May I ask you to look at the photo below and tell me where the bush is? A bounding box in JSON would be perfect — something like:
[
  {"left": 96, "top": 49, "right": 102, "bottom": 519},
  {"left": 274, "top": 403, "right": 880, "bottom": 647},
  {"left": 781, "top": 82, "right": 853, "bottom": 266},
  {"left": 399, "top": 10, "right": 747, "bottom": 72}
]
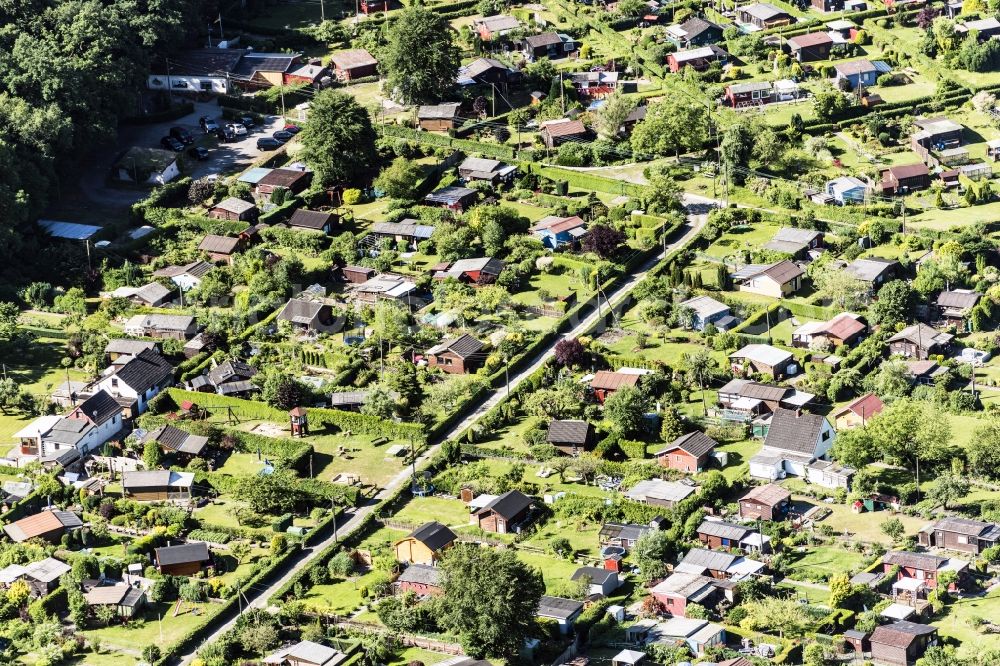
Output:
[
  {"left": 619, "top": 439, "right": 647, "bottom": 459},
  {"left": 272, "top": 513, "right": 293, "bottom": 532}
]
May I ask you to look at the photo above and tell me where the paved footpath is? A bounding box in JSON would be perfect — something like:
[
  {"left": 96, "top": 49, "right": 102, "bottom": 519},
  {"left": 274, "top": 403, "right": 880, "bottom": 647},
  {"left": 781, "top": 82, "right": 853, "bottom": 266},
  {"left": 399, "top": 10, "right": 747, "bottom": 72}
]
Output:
[{"left": 174, "top": 200, "right": 710, "bottom": 664}]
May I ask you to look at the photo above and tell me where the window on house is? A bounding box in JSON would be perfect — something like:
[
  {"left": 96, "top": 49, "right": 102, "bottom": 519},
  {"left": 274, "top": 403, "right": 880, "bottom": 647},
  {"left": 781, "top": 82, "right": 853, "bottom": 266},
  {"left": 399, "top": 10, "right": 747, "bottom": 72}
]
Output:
[
  {"left": 200, "top": 81, "right": 213, "bottom": 91},
  {"left": 111, "top": 378, "right": 118, "bottom": 388},
  {"left": 822, "top": 431, "right": 830, "bottom": 441}
]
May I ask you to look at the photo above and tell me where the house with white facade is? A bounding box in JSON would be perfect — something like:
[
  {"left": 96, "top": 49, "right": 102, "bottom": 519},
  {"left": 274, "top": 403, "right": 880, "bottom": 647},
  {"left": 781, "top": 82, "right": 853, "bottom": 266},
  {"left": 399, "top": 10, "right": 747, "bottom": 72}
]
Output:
[
  {"left": 14, "top": 390, "right": 125, "bottom": 463},
  {"left": 749, "top": 408, "right": 836, "bottom": 482},
  {"left": 89, "top": 348, "right": 173, "bottom": 416}
]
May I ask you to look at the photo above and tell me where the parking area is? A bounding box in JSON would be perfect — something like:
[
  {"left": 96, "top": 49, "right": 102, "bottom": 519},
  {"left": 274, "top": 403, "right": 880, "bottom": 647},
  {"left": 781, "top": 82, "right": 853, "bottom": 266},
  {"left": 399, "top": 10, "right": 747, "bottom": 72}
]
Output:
[
  {"left": 125, "top": 99, "right": 288, "bottom": 181},
  {"left": 77, "top": 99, "right": 289, "bottom": 209},
  {"left": 150, "top": 103, "right": 284, "bottom": 179}
]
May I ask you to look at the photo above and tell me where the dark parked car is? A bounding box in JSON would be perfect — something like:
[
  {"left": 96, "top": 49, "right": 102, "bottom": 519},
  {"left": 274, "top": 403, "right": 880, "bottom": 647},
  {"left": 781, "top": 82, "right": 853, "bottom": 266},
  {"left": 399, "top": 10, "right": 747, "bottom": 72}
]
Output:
[
  {"left": 199, "top": 116, "right": 219, "bottom": 133},
  {"left": 170, "top": 127, "right": 194, "bottom": 145},
  {"left": 273, "top": 130, "right": 293, "bottom": 143},
  {"left": 256, "top": 137, "right": 282, "bottom": 151},
  {"left": 160, "top": 136, "right": 184, "bottom": 152},
  {"left": 283, "top": 124, "right": 301, "bottom": 134},
  {"left": 188, "top": 146, "right": 209, "bottom": 161},
  {"left": 216, "top": 126, "right": 236, "bottom": 142},
  {"left": 240, "top": 115, "right": 256, "bottom": 130}
]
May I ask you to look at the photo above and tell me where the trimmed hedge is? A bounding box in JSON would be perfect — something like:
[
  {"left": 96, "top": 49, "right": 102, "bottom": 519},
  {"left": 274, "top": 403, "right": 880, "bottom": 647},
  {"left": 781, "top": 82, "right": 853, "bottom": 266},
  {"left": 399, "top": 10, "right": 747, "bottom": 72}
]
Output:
[
  {"left": 164, "top": 388, "right": 426, "bottom": 441},
  {"left": 272, "top": 513, "right": 293, "bottom": 532},
  {"left": 526, "top": 163, "right": 646, "bottom": 196},
  {"left": 122, "top": 102, "right": 196, "bottom": 125},
  {"left": 258, "top": 196, "right": 303, "bottom": 225},
  {"left": 619, "top": 439, "right": 647, "bottom": 459}
]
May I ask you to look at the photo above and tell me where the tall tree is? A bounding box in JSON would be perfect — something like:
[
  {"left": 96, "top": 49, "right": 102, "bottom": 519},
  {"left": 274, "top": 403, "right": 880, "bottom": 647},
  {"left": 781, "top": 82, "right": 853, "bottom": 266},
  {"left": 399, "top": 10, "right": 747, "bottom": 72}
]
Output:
[
  {"left": 682, "top": 348, "right": 714, "bottom": 415},
  {"left": 595, "top": 91, "right": 637, "bottom": 139},
  {"left": 382, "top": 7, "right": 461, "bottom": 104},
  {"left": 969, "top": 416, "right": 1000, "bottom": 479},
  {"left": 630, "top": 97, "right": 708, "bottom": 157},
  {"left": 869, "top": 280, "right": 915, "bottom": 328},
  {"left": 298, "top": 89, "right": 378, "bottom": 187},
  {"left": 439, "top": 545, "right": 545, "bottom": 658},
  {"left": 374, "top": 158, "right": 424, "bottom": 200},
  {"left": 603, "top": 386, "right": 648, "bottom": 435},
  {"left": 866, "top": 398, "right": 951, "bottom": 489},
  {"left": 813, "top": 264, "right": 870, "bottom": 310}
]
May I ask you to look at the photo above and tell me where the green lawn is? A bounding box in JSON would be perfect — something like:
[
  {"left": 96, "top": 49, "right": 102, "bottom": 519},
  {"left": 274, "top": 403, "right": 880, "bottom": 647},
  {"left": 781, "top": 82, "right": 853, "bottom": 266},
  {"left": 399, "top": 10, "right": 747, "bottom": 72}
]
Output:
[
  {"left": 217, "top": 452, "right": 271, "bottom": 476},
  {"left": 388, "top": 648, "right": 457, "bottom": 666},
  {"left": 509, "top": 269, "right": 589, "bottom": 308},
  {"left": 701, "top": 223, "right": 781, "bottom": 260},
  {"left": 784, "top": 542, "right": 863, "bottom": 580},
  {"left": 787, "top": 493, "right": 928, "bottom": 545},
  {"left": 909, "top": 200, "right": 1000, "bottom": 230},
  {"left": 392, "top": 496, "right": 473, "bottom": 529},
  {"left": 715, "top": 439, "right": 758, "bottom": 483},
  {"left": 514, "top": 549, "right": 587, "bottom": 595},
  {"left": 504, "top": 200, "right": 553, "bottom": 222},
  {"left": 936, "top": 591, "right": 1000, "bottom": 656},
  {"left": 235, "top": 419, "right": 422, "bottom": 489},
  {"left": 524, "top": 520, "right": 604, "bottom": 559},
  {"left": 79, "top": 601, "right": 218, "bottom": 655}
]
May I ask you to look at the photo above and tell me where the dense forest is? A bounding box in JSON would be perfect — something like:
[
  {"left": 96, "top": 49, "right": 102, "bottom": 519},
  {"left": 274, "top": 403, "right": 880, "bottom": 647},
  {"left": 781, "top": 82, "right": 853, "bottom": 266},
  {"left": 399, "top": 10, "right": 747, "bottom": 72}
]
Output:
[{"left": 0, "top": 0, "right": 211, "bottom": 285}]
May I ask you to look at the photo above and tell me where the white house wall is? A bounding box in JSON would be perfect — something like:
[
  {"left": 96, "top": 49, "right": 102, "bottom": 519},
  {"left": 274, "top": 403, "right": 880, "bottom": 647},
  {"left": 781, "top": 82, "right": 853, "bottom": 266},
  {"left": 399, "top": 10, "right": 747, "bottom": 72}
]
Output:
[{"left": 147, "top": 74, "right": 228, "bottom": 94}]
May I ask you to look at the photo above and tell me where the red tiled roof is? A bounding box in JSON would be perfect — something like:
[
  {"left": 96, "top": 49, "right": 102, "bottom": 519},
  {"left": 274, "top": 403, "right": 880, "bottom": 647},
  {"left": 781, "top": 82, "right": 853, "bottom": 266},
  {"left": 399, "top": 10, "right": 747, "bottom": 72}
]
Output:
[{"left": 835, "top": 393, "right": 884, "bottom": 420}]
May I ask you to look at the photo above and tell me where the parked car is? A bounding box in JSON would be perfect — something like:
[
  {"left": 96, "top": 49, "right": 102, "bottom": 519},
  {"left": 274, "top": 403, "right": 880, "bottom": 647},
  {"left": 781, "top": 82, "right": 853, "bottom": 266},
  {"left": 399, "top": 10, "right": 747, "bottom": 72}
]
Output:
[
  {"left": 188, "top": 146, "right": 209, "bottom": 161},
  {"left": 199, "top": 116, "right": 219, "bottom": 133},
  {"left": 273, "top": 130, "right": 293, "bottom": 143},
  {"left": 170, "top": 127, "right": 194, "bottom": 145},
  {"left": 160, "top": 136, "right": 184, "bottom": 152},
  {"left": 257, "top": 137, "right": 282, "bottom": 151},
  {"left": 227, "top": 123, "right": 248, "bottom": 137},
  {"left": 216, "top": 126, "right": 236, "bottom": 142},
  {"left": 283, "top": 124, "right": 301, "bottom": 134},
  {"left": 240, "top": 116, "right": 256, "bottom": 130}
]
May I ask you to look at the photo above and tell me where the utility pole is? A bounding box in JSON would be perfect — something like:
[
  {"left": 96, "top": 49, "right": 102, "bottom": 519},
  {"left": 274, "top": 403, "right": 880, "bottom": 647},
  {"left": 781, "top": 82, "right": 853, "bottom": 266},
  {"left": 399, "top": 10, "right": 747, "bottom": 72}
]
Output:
[
  {"left": 321, "top": 0, "right": 326, "bottom": 21},
  {"left": 166, "top": 60, "right": 173, "bottom": 107},
  {"left": 560, "top": 72, "right": 565, "bottom": 114},
  {"left": 331, "top": 498, "right": 339, "bottom": 542},
  {"left": 409, "top": 435, "right": 417, "bottom": 487}
]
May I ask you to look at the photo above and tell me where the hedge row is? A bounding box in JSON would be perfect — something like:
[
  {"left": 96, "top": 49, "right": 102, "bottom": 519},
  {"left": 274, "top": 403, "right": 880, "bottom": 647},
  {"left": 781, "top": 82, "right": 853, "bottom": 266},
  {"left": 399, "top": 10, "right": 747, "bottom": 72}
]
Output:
[
  {"left": 258, "top": 195, "right": 304, "bottom": 225},
  {"left": 157, "top": 505, "right": 345, "bottom": 665},
  {"left": 217, "top": 91, "right": 311, "bottom": 115},
  {"left": 381, "top": 124, "right": 524, "bottom": 162},
  {"left": 153, "top": 541, "right": 302, "bottom": 666},
  {"left": 164, "top": 388, "right": 427, "bottom": 441},
  {"left": 177, "top": 351, "right": 216, "bottom": 382},
  {"left": 525, "top": 163, "right": 646, "bottom": 196},
  {"left": 783, "top": 300, "right": 838, "bottom": 320},
  {"left": 122, "top": 102, "right": 196, "bottom": 126},
  {"left": 227, "top": 429, "right": 314, "bottom": 473}
]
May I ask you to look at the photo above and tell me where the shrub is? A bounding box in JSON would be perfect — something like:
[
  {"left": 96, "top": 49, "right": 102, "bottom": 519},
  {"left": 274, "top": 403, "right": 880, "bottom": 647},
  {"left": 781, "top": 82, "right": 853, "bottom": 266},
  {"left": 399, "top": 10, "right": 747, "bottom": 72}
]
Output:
[{"left": 272, "top": 513, "right": 293, "bottom": 532}]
